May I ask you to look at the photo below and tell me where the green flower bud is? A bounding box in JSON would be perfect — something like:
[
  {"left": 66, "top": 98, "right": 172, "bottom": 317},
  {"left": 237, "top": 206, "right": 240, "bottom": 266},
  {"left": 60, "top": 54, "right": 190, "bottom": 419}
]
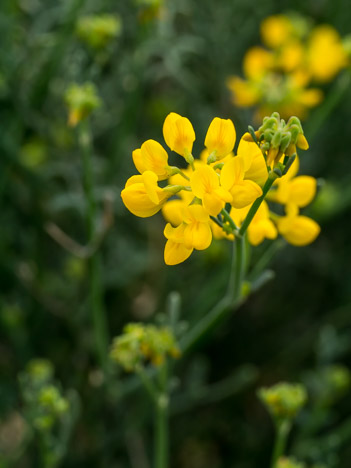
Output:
[
  {"left": 258, "top": 382, "right": 307, "bottom": 421},
  {"left": 64, "top": 82, "right": 101, "bottom": 127},
  {"left": 76, "top": 14, "right": 122, "bottom": 50},
  {"left": 110, "top": 323, "right": 180, "bottom": 372}
]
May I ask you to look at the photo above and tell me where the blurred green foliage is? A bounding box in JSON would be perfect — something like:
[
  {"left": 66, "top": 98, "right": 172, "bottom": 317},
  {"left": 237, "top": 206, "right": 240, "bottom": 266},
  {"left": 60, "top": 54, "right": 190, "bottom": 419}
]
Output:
[{"left": 1, "top": 0, "right": 351, "bottom": 467}]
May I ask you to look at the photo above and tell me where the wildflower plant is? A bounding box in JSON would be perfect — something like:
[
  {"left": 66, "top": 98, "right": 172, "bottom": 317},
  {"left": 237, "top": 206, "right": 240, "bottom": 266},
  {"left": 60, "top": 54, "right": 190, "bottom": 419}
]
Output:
[
  {"left": 116, "top": 110, "right": 320, "bottom": 467},
  {"left": 18, "top": 360, "right": 78, "bottom": 468},
  {"left": 227, "top": 13, "right": 349, "bottom": 119},
  {"left": 121, "top": 111, "right": 320, "bottom": 266}
]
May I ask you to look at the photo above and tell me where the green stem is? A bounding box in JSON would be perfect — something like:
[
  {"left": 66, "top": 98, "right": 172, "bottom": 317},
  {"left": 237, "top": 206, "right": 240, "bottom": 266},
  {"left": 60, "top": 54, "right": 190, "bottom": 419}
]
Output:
[
  {"left": 270, "top": 420, "right": 291, "bottom": 468},
  {"left": 180, "top": 234, "right": 246, "bottom": 354},
  {"left": 239, "top": 175, "right": 276, "bottom": 236},
  {"left": 221, "top": 208, "right": 238, "bottom": 232},
  {"left": 78, "top": 119, "right": 109, "bottom": 371},
  {"left": 155, "top": 363, "right": 169, "bottom": 468},
  {"left": 228, "top": 235, "right": 245, "bottom": 301}
]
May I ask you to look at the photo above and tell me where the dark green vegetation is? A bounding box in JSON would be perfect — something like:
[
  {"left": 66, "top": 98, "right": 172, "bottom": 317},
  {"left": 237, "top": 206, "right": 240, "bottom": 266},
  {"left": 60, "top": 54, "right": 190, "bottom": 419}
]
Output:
[{"left": 1, "top": 0, "right": 351, "bottom": 467}]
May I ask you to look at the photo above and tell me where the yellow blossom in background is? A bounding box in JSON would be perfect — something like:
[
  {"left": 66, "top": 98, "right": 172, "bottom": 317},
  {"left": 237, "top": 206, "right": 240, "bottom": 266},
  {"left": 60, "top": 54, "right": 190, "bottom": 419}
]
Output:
[
  {"left": 260, "top": 15, "right": 294, "bottom": 49},
  {"left": 307, "top": 25, "right": 348, "bottom": 82},
  {"left": 121, "top": 112, "right": 320, "bottom": 265},
  {"left": 227, "top": 13, "right": 349, "bottom": 120}
]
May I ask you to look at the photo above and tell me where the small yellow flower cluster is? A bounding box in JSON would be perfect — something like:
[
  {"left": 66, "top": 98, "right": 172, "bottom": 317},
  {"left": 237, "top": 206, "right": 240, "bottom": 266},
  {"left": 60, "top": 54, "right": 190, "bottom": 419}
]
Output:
[
  {"left": 110, "top": 323, "right": 180, "bottom": 371},
  {"left": 276, "top": 457, "right": 306, "bottom": 468},
  {"left": 227, "top": 14, "right": 349, "bottom": 119},
  {"left": 64, "top": 82, "right": 101, "bottom": 127},
  {"left": 76, "top": 14, "right": 122, "bottom": 50},
  {"left": 121, "top": 112, "right": 320, "bottom": 265},
  {"left": 258, "top": 381, "right": 307, "bottom": 421},
  {"left": 19, "top": 359, "right": 69, "bottom": 432}
]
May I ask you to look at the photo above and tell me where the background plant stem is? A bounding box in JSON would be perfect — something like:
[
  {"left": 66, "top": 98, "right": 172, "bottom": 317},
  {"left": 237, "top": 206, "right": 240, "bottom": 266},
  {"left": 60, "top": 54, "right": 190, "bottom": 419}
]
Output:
[
  {"left": 270, "top": 419, "right": 291, "bottom": 468},
  {"left": 78, "top": 119, "right": 109, "bottom": 371},
  {"left": 155, "top": 363, "right": 169, "bottom": 468}
]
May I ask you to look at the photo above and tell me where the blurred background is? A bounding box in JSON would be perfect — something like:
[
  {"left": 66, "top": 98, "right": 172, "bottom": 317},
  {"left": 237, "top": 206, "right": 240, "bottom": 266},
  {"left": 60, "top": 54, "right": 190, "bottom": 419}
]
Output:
[{"left": 1, "top": 0, "right": 351, "bottom": 467}]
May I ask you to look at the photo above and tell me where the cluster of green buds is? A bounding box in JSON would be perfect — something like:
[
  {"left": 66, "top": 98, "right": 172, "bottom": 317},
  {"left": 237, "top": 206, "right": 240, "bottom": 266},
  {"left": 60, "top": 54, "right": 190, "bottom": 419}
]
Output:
[
  {"left": 76, "top": 14, "right": 122, "bottom": 50},
  {"left": 19, "top": 359, "right": 69, "bottom": 432},
  {"left": 258, "top": 382, "right": 307, "bottom": 422},
  {"left": 307, "top": 364, "right": 351, "bottom": 406},
  {"left": 64, "top": 82, "right": 101, "bottom": 127},
  {"left": 276, "top": 457, "right": 306, "bottom": 468},
  {"left": 248, "top": 112, "right": 309, "bottom": 169},
  {"left": 110, "top": 323, "right": 180, "bottom": 372}
]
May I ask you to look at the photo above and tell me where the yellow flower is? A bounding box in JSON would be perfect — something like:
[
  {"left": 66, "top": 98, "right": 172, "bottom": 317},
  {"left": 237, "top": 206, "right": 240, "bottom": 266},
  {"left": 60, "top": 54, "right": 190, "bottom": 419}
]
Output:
[
  {"left": 204, "top": 118, "right": 236, "bottom": 161},
  {"left": 190, "top": 165, "right": 232, "bottom": 216},
  {"left": 260, "top": 15, "right": 293, "bottom": 48},
  {"left": 132, "top": 139, "right": 171, "bottom": 180},
  {"left": 247, "top": 201, "right": 277, "bottom": 246},
  {"left": 163, "top": 112, "right": 196, "bottom": 159},
  {"left": 273, "top": 175, "right": 317, "bottom": 207},
  {"left": 121, "top": 171, "right": 170, "bottom": 217},
  {"left": 226, "top": 77, "right": 259, "bottom": 107},
  {"left": 164, "top": 223, "right": 193, "bottom": 265},
  {"left": 279, "top": 41, "right": 304, "bottom": 72},
  {"left": 307, "top": 25, "right": 348, "bottom": 82},
  {"left": 243, "top": 47, "right": 273, "bottom": 79},
  {"left": 162, "top": 199, "right": 187, "bottom": 226},
  {"left": 220, "top": 156, "right": 263, "bottom": 209},
  {"left": 237, "top": 134, "right": 268, "bottom": 186},
  {"left": 277, "top": 205, "right": 320, "bottom": 246},
  {"left": 182, "top": 205, "right": 212, "bottom": 250}
]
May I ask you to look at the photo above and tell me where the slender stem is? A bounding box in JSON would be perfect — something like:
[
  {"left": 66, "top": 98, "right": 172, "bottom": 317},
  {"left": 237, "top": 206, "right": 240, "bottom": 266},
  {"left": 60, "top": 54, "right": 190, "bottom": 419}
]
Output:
[
  {"left": 78, "top": 119, "right": 109, "bottom": 371},
  {"left": 231, "top": 235, "right": 245, "bottom": 301},
  {"left": 155, "top": 363, "right": 169, "bottom": 468},
  {"left": 221, "top": 208, "right": 238, "bottom": 232},
  {"left": 136, "top": 366, "right": 158, "bottom": 403},
  {"left": 239, "top": 175, "right": 276, "bottom": 236},
  {"left": 270, "top": 419, "right": 291, "bottom": 468},
  {"left": 180, "top": 234, "right": 246, "bottom": 354}
]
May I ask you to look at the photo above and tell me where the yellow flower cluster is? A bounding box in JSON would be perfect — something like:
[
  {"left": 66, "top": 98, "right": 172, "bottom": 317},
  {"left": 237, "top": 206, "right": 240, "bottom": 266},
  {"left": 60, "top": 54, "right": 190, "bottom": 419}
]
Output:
[
  {"left": 110, "top": 323, "right": 180, "bottom": 371},
  {"left": 227, "top": 14, "right": 349, "bottom": 120},
  {"left": 121, "top": 112, "right": 320, "bottom": 265}
]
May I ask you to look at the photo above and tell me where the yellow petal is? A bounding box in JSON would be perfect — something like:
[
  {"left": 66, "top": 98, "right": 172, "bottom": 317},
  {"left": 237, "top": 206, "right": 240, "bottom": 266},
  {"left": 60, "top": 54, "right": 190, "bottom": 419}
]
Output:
[
  {"left": 289, "top": 176, "right": 317, "bottom": 207},
  {"left": 142, "top": 171, "right": 159, "bottom": 204},
  {"left": 230, "top": 180, "right": 263, "bottom": 209},
  {"left": 244, "top": 153, "right": 268, "bottom": 186},
  {"left": 163, "top": 112, "right": 195, "bottom": 157},
  {"left": 203, "top": 192, "right": 224, "bottom": 216},
  {"left": 163, "top": 224, "right": 193, "bottom": 265},
  {"left": 237, "top": 134, "right": 262, "bottom": 170},
  {"left": 162, "top": 199, "right": 186, "bottom": 226},
  {"left": 183, "top": 204, "right": 210, "bottom": 224},
  {"left": 243, "top": 46, "right": 273, "bottom": 79},
  {"left": 220, "top": 156, "right": 245, "bottom": 190},
  {"left": 277, "top": 215, "right": 320, "bottom": 246},
  {"left": 140, "top": 139, "right": 169, "bottom": 180},
  {"left": 260, "top": 15, "right": 293, "bottom": 48},
  {"left": 226, "top": 76, "right": 259, "bottom": 107},
  {"left": 121, "top": 183, "right": 163, "bottom": 218},
  {"left": 190, "top": 165, "right": 219, "bottom": 198},
  {"left": 205, "top": 117, "right": 236, "bottom": 159},
  {"left": 132, "top": 148, "right": 147, "bottom": 174},
  {"left": 184, "top": 222, "right": 212, "bottom": 250},
  {"left": 297, "top": 134, "right": 309, "bottom": 150}
]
